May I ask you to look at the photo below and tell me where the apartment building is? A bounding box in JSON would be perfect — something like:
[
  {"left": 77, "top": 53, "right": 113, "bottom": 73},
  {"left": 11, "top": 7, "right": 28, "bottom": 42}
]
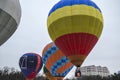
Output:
[{"left": 80, "top": 65, "right": 110, "bottom": 77}]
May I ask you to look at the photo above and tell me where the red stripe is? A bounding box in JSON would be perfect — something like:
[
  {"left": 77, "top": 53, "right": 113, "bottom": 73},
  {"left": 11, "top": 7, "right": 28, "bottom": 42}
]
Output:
[
  {"left": 55, "top": 33, "right": 98, "bottom": 57},
  {"left": 27, "top": 72, "right": 36, "bottom": 79},
  {"left": 35, "top": 54, "right": 41, "bottom": 72}
]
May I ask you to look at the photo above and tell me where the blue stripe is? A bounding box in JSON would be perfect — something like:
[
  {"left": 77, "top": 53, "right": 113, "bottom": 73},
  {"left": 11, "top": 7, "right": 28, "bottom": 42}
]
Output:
[
  {"left": 42, "top": 45, "right": 58, "bottom": 64},
  {"left": 48, "top": 0, "right": 101, "bottom": 16},
  {"left": 62, "top": 66, "right": 73, "bottom": 76},
  {"left": 50, "top": 56, "right": 71, "bottom": 76},
  {"left": 51, "top": 65, "right": 73, "bottom": 77},
  {"left": 24, "top": 53, "right": 36, "bottom": 56}
]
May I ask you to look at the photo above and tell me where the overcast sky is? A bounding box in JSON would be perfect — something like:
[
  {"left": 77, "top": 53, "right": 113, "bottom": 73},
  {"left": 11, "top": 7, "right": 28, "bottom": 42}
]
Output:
[{"left": 0, "top": 0, "right": 120, "bottom": 79}]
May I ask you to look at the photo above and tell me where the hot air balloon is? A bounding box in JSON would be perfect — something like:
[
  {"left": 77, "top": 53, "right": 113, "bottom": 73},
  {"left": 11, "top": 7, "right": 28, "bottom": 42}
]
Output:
[
  {"left": 43, "top": 65, "right": 57, "bottom": 80},
  {"left": 42, "top": 42, "right": 73, "bottom": 80},
  {"left": 19, "top": 53, "right": 43, "bottom": 80},
  {"left": 0, "top": 0, "right": 21, "bottom": 46},
  {"left": 47, "top": 0, "right": 103, "bottom": 68}
]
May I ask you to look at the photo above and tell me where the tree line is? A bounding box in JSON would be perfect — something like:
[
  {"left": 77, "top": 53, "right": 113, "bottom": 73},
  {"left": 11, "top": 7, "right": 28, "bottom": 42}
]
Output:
[
  {"left": 0, "top": 66, "right": 47, "bottom": 80},
  {"left": 0, "top": 66, "right": 120, "bottom": 80}
]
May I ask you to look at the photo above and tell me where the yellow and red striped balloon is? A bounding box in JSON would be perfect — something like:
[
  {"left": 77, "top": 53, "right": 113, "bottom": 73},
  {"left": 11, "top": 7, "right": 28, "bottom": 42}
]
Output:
[{"left": 47, "top": 0, "right": 104, "bottom": 66}]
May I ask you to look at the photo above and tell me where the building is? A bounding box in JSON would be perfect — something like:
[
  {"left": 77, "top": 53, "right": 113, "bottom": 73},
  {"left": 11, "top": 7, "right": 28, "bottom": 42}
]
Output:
[
  {"left": 118, "top": 71, "right": 120, "bottom": 74},
  {"left": 80, "top": 65, "right": 110, "bottom": 77}
]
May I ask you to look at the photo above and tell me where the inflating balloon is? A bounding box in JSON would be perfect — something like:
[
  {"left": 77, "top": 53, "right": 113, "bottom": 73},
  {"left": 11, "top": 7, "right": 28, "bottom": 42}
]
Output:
[
  {"left": 0, "top": 0, "right": 21, "bottom": 46},
  {"left": 47, "top": 0, "right": 104, "bottom": 67},
  {"left": 19, "top": 53, "right": 43, "bottom": 80},
  {"left": 42, "top": 42, "right": 73, "bottom": 80}
]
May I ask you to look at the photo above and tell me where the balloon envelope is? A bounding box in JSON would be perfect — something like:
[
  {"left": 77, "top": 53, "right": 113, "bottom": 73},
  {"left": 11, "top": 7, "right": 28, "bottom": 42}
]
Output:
[
  {"left": 47, "top": 0, "right": 103, "bottom": 66},
  {"left": 19, "top": 53, "right": 43, "bottom": 79},
  {"left": 43, "top": 65, "right": 57, "bottom": 80},
  {"left": 42, "top": 42, "right": 73, "bottom": 78},
  {"left": 0, "top": 0, "right": 21, "bottom": 46}
]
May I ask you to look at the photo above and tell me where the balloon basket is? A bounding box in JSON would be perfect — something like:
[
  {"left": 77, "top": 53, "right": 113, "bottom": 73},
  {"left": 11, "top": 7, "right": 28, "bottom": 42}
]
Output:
[{"left": 75, "top": 66, "right": 81, "bottom": 77}]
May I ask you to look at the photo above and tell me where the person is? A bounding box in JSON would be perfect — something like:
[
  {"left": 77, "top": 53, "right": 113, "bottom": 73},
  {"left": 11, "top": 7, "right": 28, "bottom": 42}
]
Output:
[{"left": 75, "top": 67, "right": 81, "bottom": 77}]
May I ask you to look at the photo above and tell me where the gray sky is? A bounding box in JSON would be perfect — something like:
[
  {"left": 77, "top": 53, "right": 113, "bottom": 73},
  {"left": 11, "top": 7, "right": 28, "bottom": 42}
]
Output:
[{"left": 0, "top": 0, "right": 120, "bottom": 79}]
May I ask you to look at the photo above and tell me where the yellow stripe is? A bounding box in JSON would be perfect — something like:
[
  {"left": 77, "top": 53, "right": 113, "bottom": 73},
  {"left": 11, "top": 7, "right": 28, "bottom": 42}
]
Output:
[
  {"left": 48, "top": 5, "right": 103, "bottom": 27},
  {"left": 47, "top": 5, "right": 103, "bottom": 41}
]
